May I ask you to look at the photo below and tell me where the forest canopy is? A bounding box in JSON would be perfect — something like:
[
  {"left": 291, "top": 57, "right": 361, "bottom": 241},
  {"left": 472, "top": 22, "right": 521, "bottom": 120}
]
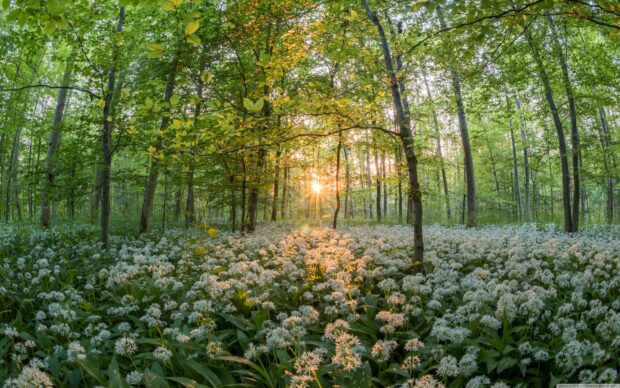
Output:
[{"left": 0, "top": 0, "right": 619, "bottom": 250}]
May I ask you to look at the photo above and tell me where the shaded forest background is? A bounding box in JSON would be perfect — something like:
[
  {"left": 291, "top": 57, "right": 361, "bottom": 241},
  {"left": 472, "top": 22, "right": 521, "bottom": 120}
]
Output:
[{"left": 0, "top": 0, "right": 618, "bottom": 251}]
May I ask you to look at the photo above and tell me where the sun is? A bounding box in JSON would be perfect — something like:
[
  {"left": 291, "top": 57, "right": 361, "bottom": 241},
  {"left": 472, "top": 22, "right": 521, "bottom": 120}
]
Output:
[{"left": 311, "top": 180, "right": 322, "bottom": 194}]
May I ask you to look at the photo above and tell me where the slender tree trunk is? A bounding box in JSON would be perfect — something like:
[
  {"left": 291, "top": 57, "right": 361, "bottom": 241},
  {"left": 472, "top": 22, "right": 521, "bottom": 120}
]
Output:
[
  {"left": 525, "top": 30, "right": 572, "bottom": 232},
  {"left": 91, "top": 167, "right": 102, "bottom": 221},
  {"left": 382, "top": 150, "right": 387, "bottom": 218},
  {"left": 173, "top": 186, "right": 182, "bottom": 223},
  {"left": 515, "top": 95, "right": 531, "bottom": 221},
  {"left": 240, "top": 158, "right": 247, "bottom": 232},
  {"left": 396, "top": 145, "right": 403, "bottom": 222},
  {"left": 40, "top": 49, "right": 75, "bottom": 228},
  {"left": 365, "top": 131, "right": 373, "bottom": 220},
  {"left": 422, "top": 69, "right": 451, "bottom": 222},
  {"left": 333, "top": 134, "right": 342, "bottom": 229},
  {"left": 162, "top": 173, "right": 168, "bottom": 231},
  {"left": 598, "top": 107, "right": 614, "bottom": 223},
  {"left": 186, "top": 52, "right": 206, "bottom": 228},
  {"left": 26, "top": 126, "right": 35, "bottom": 220},
  {"left": 506, "top": 94, "right": 522, "bottom": 220},
  {"left": 139, "top": 54, "right": 178, "bottom": 234},
  {"left": 271, "top": 148, "right": 281, "bottom": 221},
  {"left": 101, "top": 6, "right": 125, "bottom": 247},
  {"left": 362, "top": 0, "right": 424, "bottom": 268},
  {"left": 547, "top": 12, "right": 580, "bottom": 231},
  {"left": 343, "top": 146, "right": 350, "bottom": 219},
  {"left": 230, "top": 172, "right": 237, "bottom": 231},
  {"left": 280, "top": 162, "right": 288, "bottom": 220},
  {"left": 6, "top": 127, "right": 22, "bottom": 221},
  {"left": 374, "top": 141, "right": 381, "bottom": 222},
  {"left": 185, "top": 160, "right": 195, "bottom": 227},
  {"left": 437, "top": 6, "right": 476, "bottom": 227}
]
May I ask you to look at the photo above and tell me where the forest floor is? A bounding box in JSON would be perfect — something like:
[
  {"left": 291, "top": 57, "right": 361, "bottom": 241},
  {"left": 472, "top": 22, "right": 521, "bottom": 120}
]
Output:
[{"left": 1, "top": 223, "right": 619, "bottom": 387}]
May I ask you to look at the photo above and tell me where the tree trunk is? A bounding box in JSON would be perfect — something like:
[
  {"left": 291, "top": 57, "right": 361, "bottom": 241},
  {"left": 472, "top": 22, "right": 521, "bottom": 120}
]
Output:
[
  {"left": 185, "top": 160, "right": 195, "bottom": 227},
  {"left": 162, "top": 173, "right": 168, "bottom": 231},
  {"left": 525, "top": 30, "right": 572, "bottom": 232},
  {"left": 271, "top": 148, "right": 281, "bottom": 221},
  {"left": 395, "top": 145, "right": 403, "bottom": 222},
  {"left": 545, "top": 12, "right": 581, "bottom": 232},
  {"left": 547, "top": 12, "right": 580, "bottom": 231},
  {"left": 362, "top": 0, "right": 424, "bottom": 268},
  {"left": 365, "top": 131, "right": 373, "bottom": 220},
  {"left": 333, "top": 134, "right": 342, "bottom": 229},
  {"left": 186, "top": 52, "right": 206, "bottom": 228},
  {"left": 506, "top": 94, "right": 522, "bottom": 220},
  {"left": 514, "top": 95, "right": 531, "bottom": 221},
  {"left": 598, "top": 107, "right": 614, "bottom": 224},
  {"left": 280, "top": 162, "right": 288, "bottom": 220},
  {"left": 343, "top": 146, "right": 351, "bottom": 219},
  {"left": 40, "top": 49, "right": 75, "bottom": 228},
  {"left": 101, "top": 6, "right": 125, "bottom": 247},
  {"left": 240, "top": 158, "right": 247, "bottom": 232},
  {"left": 422, "top": 69, "right": 451, "bottom": 222},
  {"left": 374, "top": 141, "right": 381, "bottom": 222},
  {"left": 6, "top": 127, "right": 22, "bottom": 221},
  {"left": 382, "top": 150, "right": 387, "bottom": 218},
  {"left": 437, "top": 6, "right": 476, "bottom": 227},
  {"left": 139, "top": 54, "right": 178, "bottom": 234},
  {"left": 230, "top": 172, "right": 237, "bottom": 231},
  {"left": 173, "top": 186, "right": 182, "bottom": 223}
]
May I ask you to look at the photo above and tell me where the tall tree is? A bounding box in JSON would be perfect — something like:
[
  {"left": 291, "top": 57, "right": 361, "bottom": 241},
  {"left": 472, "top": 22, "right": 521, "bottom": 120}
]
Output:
[
  {"left": 100, "top": 6, "right": 125, "bottom": 248},
  {"left": 437, "top": 5, "right": 476, "bottom": 228},
  {"left": 361, "top": 0, "right": 424, "bottom": 268},
  {"left": 40, "top": 49, "right": 75, "bottom": 229}
]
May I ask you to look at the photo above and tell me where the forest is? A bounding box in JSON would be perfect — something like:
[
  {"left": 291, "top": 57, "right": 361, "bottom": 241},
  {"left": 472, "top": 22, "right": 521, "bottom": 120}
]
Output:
[{"left": 0, "top": 0, "right": 619, "bottom": 386}]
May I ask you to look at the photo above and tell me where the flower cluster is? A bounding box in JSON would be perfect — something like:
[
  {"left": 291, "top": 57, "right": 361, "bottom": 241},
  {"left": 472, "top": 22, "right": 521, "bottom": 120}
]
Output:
[{"left": 1, "top": 223, "right": 620, "bottom": 386}]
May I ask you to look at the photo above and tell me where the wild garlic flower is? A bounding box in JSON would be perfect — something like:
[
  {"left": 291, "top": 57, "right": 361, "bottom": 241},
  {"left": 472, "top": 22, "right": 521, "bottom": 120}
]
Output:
[
  {"left": 152, "top": 346, "right": 172, "bottom": 362},
  {"left": 114, "top": 337, "right": 137, "bottom": 356}
]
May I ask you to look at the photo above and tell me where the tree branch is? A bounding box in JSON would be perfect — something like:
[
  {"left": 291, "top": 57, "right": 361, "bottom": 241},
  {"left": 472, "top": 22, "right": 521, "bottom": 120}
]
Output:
[
  {"left": 0, "top": 84, "right": 101, "bottom": 99},
  {"left": 403, "top": 0, "right": 545, "bottom": 56}
]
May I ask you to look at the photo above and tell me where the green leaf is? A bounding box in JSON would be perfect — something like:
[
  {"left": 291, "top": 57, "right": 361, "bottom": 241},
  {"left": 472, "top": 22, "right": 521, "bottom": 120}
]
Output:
[
  {"left": 108, "top": 357, "right": 128, "bottom": 388},
  {"left": 170, "top": 95, "right": 180, "bottom": 106},
  {"left": 496, "top": 357, "right": 517, "bottom": 373},
  {"left": 253, "top": 98, "right": 264, "bottom": 112},
  {"left": 146, "top": 42, "right": 165, "bottom": 58},
  {"left": 243, "top": 98, "right": 254, "bottom": 111},
  {"left": 47, "top": 0, "right": 64, "bottom": 15},
  {"left": 184, "top": 360, "right": 222, "bottom": 387},
  {"left": 77, "top": 359, "right": 106, "bottom": 385},
  {"left": 215, "top": 356, "right": 272, "bottom": 386}
]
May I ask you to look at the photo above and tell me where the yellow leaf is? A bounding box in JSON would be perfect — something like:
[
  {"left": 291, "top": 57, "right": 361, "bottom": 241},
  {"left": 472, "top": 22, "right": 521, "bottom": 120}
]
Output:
[
  {"left": 171, "top": 119, "right": 183, "bottom": 129},
  {"left": 194, "top": 246, "right": 206, "bottom": 255},
  {"left": 160, "top": 0, "right": 182, "bottom": 11},
  {"left": 185, "top": 21, "right": 199, "bottom": 35},
  {"left": 147, "top": 145, "right": 156, "bottom": 155},
  {"left": 186, "top": 34, "right": 201, "bottom": 46},
  {"left": 200, "top": 72, "right": 213, "bottom": 83},
  {"left": 146, "top": 42, "right": 164, "bottom": 51},
  {"left": 98, "top": 99, "right": 106, "bottom": 109},
  {"left": 208, "top": 228, "right": 218, "bottom": 238}
]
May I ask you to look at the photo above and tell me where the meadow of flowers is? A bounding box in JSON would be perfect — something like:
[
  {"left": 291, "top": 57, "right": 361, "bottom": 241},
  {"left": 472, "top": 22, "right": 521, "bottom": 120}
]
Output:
[{"left": 1, "top": 223, "right": 620, "bottom": 387}]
